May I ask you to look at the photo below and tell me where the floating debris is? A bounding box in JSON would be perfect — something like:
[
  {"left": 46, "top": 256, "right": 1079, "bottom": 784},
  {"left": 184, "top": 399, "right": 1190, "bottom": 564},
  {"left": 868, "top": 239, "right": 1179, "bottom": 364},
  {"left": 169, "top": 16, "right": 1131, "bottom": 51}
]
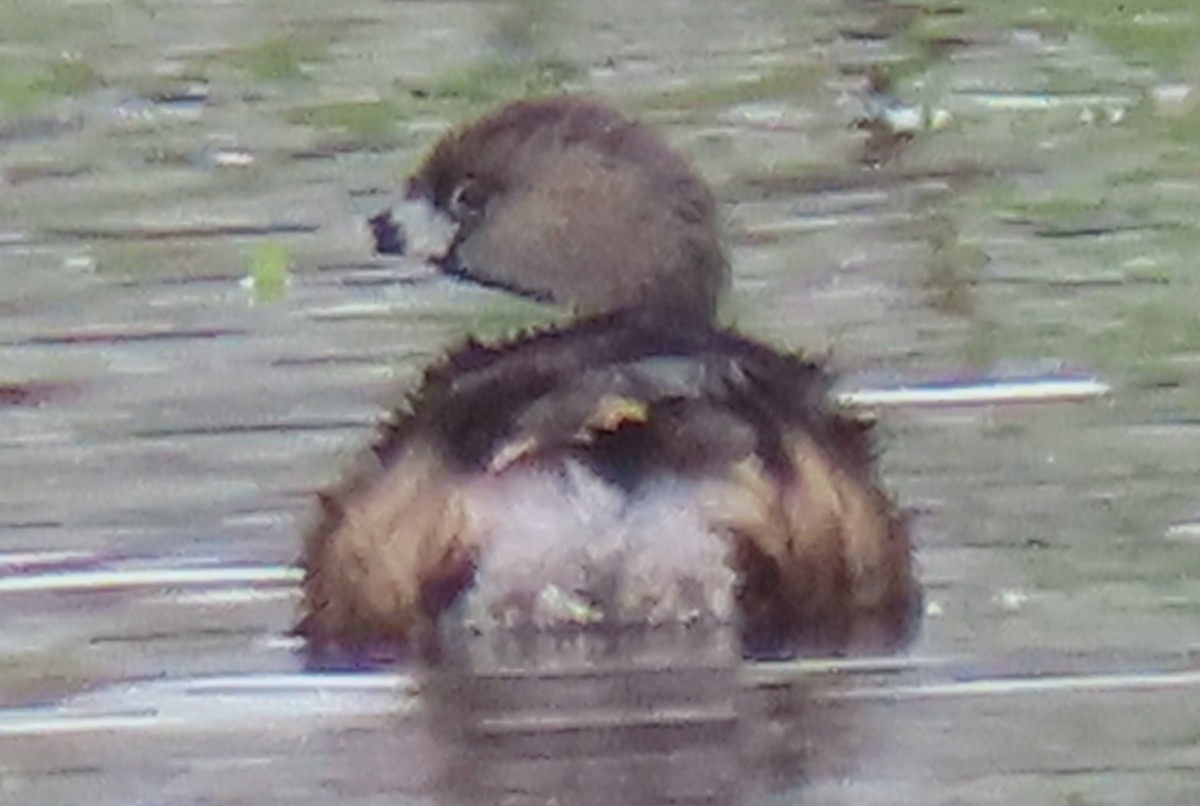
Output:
[
  {"left": 242, "top": 241, "right": 292, "bottom": 302},
  {"left": 1151, "top": 83, "right": 1195, "bottom": 116},
  {"left": 994, "top": 588, "right": 1029, "bottom": 612},
  {"left": 859, "top": 91, "right": 952, "bottom": 136},
  {"left": 150, "top": 84, "right": 211, "bottom": 110},
  {"left": 210, "top": 147, "right": 256, "bottom": 169},
  {"left": 852, "top": 69, "right": 952, "bottom": 165}
]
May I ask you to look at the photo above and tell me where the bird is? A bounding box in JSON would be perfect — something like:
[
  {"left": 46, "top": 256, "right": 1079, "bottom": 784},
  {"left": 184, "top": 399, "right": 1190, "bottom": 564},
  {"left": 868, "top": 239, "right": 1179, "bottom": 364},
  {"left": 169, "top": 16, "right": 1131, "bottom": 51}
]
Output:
[
  {"left": 297, "top": 309, "right": 920, "bottom": 665},
  {"left": 300, "top": 96, "right": 919, "bottom": 666},
  {"left": 372, "top": 96, "right": 729, "bottom": 323}
]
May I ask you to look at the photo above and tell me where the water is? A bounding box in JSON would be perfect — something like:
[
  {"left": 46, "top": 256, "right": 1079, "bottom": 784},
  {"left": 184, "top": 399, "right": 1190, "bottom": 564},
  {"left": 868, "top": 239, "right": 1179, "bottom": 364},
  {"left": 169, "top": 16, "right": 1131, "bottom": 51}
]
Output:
[{"left": 2, "top": 0, "right": 1199, "bottom": 803}]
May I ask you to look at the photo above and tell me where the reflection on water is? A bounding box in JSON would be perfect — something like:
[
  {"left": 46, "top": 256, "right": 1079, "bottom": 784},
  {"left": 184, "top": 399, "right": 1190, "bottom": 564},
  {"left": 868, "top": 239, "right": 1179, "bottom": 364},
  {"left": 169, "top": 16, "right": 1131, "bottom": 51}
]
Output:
[
  {"left": 425, "top": 625, "right": 746, "bottom": 805},
  {"left": 2, "top": 634, "right": 1199, "bottom": 804}
]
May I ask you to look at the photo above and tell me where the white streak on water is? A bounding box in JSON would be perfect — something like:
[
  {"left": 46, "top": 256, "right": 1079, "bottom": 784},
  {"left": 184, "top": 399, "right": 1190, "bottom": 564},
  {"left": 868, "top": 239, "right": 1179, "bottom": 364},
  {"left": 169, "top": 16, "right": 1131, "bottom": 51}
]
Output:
[
  {"left": 0, "top": 551, "right": 96, "bottom": 569},
  {"left": 839, "top": 376, "right": 1111, "bottom": 409},
  {"left": 955, "top": 91, "right": 1134, "bottom": 111},
  {"left": 0, "top": 565, "right": 302, "bottom": 594},
  {"left": 0, "top": 714, "right": 164, "bottom": 736},
  {"left": 0, "top": 673, "right": 417, "bottom": 738},
  {"left": 168, "top": 587, "right": 298, "bottom": 605},
  {"left": 831, "top": 668, "right": 1200, "bottom": 702},
  {"left": 3, "top": 664, "right": 1197, "bottom": 737},
  {"left": 1165, "top": 522, "right": 1200, "bottom": 543}
]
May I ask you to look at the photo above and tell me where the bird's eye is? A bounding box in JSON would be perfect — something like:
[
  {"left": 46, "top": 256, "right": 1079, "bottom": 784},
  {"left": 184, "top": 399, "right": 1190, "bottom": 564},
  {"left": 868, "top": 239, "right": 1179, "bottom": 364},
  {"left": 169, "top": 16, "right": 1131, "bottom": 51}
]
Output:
[{"left": 449, "top": 177, "right": 486, "bottom": 223}]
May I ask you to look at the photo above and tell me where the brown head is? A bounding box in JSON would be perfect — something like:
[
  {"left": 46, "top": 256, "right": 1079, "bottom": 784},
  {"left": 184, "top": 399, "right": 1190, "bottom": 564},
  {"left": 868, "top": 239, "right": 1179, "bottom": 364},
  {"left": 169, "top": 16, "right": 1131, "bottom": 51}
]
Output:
[{"left": 395, "top": 97, "right": 728, "bottom": 322}]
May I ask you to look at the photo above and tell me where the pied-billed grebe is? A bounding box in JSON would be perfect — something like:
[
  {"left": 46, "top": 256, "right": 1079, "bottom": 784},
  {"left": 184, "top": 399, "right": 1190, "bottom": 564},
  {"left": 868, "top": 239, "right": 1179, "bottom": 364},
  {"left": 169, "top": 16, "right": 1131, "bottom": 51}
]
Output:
[
  {"left": 298, "top": 310, "right": 920, "bottom": 663},
  {"left": 374, "top": 96, "right": 728, "bottom": 322}
]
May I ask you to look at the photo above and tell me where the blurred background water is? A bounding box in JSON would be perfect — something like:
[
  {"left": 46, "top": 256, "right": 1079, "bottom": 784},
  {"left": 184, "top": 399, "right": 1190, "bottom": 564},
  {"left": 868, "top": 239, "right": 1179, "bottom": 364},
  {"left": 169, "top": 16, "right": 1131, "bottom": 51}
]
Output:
[{"left": 2, "top": 0, "right": 1199, "bottom": 803}]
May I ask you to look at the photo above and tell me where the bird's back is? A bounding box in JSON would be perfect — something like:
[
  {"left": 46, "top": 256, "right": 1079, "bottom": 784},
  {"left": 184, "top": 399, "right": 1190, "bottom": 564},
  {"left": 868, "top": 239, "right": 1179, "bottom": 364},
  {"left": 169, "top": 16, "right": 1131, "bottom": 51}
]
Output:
[{"left": 299, "top": 313, "right": 919, "bottom": 663}]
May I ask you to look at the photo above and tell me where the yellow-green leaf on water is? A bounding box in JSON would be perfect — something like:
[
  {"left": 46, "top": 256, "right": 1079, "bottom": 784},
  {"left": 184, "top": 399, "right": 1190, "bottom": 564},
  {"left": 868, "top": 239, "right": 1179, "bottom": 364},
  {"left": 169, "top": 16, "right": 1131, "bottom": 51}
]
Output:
[{"left": 245, "top": 241, "right": 291, "bottom": 302}]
